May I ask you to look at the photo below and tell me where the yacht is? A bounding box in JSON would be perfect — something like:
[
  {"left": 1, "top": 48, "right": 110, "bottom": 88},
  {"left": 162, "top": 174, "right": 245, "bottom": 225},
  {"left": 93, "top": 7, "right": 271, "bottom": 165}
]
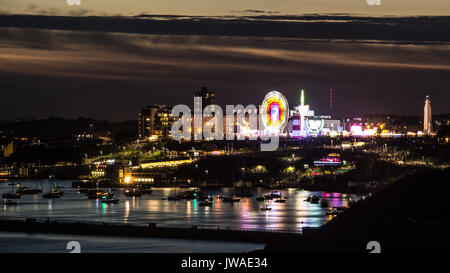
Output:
[
  {"left": 2, "top": 192, "right": 21, "bottom": 199},
  {"left": 305, "top": 195, "right": 320, "bottom": 204},
  {"left": 101, "top": 197, "right": 119, "bottom": 204},
  {"left": 125, "top": 188, "right": 142, "bottom": 197},
  {"left": 3, "top": 199, "right": 18, "bottom": 205},
  {"left": 261, "top": 200, "right": 272, "bottom": 211},
  {"left": 199, "top": 200, "right": 213, "bottom": 206},
  {"left": 17, "top": 187, "right": 43, "bottom": 194},
  {"left": 43, "top": 189, "right": 63, "bottom": 199},
  {"left": 326, "top": 208, "right": 339, "bottom": 216},
  {"left": 222, "top": 196, "right": 240, "bottom": 202}
]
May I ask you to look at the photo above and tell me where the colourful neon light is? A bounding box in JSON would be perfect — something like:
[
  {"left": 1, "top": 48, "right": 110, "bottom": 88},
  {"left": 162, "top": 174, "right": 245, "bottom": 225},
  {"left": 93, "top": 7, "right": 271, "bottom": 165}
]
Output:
[{"left": 262, "top": 91, "right": 289, "bottom": 131}]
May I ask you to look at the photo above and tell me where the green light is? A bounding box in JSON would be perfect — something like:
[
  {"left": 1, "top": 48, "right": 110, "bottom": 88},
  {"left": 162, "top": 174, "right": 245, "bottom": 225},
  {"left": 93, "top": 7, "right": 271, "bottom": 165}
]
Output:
[{"left": 300, "top": 89, "right": 305, "bottom": 106}]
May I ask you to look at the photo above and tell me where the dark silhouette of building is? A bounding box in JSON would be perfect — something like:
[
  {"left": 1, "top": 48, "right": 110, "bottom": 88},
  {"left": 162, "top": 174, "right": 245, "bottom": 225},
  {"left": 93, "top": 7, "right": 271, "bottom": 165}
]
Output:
[{"left": 193, "top": 87, "right": 215, "bottom": 106}]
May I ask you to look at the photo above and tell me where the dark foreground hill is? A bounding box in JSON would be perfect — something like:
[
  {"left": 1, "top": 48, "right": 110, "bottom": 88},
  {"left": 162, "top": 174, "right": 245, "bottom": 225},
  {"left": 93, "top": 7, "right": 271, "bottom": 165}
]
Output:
[{"left": 266, "top": 168, "right": 450, "bottom": 253}]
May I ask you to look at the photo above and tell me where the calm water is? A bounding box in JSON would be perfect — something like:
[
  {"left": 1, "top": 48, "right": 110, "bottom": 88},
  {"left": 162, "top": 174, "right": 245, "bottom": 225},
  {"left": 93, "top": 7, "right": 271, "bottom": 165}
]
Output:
[
  {"left": 0, "top": 231, "right": 264, "bottom": 253},
  {"left": 0, "top": 179, "right": 361, "bottom": 230}
]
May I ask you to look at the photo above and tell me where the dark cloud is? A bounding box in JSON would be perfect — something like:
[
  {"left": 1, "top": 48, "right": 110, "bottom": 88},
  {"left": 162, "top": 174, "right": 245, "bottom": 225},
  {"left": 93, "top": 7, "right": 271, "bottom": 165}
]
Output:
[
  {"left": 231, "top": 10, "right": 280, "bottom": 15},
  {"left": 0, "top": 15, "right": 449, "bottom": 121},
  {"left": 1, "top": 14, "right": 449, "bottom": 42}
]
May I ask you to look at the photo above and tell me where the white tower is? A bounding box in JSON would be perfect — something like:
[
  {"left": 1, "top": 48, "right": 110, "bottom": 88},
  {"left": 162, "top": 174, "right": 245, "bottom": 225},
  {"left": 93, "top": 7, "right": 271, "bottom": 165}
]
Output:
[
  {"left": 296, "top": 89, "right": 314, "bottom": 137},
  {"left": 424, "top": 95, "right": 432, "bottom": 135}
]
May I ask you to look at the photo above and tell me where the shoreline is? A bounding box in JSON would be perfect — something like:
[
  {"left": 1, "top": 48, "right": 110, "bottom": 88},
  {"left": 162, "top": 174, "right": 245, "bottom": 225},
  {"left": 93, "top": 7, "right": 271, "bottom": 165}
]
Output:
[{"left": 0, "top": 218, "right": 301, "bottom": 245}]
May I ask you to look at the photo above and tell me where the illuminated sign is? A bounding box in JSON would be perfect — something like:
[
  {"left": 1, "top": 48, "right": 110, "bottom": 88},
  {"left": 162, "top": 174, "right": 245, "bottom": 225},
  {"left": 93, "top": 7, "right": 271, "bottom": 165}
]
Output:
[{"left": 306, "top": 119, "right": 324, "bottom": 134}]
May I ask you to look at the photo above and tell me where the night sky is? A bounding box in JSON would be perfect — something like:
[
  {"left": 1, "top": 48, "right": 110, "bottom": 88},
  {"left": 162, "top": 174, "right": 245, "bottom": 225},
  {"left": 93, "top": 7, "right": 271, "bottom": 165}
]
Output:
[{"left": 0, "top": 1, "right": 449, "bottom": 121}]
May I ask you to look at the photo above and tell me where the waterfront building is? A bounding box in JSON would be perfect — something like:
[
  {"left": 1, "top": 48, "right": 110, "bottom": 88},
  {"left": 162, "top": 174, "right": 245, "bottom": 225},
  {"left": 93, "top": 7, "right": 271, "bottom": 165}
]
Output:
[{"left": 138, "top": 105, "right": 176, "bottom": 140}]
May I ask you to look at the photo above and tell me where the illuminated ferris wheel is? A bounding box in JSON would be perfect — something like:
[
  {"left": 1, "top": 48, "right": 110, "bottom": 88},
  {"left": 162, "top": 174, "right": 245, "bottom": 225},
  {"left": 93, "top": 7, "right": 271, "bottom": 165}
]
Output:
[{"left": 261, "top": 91, "right": 289, "bottom": 133}]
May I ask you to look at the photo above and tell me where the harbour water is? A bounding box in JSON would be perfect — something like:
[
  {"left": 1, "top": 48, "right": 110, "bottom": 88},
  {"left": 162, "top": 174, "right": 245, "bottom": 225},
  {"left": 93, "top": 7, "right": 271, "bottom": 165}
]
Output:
[
  {"left": 1, "top": 180, "right": 361, "bottom": 230},
  {"left": 0, "top": 179, "right": 361, "bottom": 252}
]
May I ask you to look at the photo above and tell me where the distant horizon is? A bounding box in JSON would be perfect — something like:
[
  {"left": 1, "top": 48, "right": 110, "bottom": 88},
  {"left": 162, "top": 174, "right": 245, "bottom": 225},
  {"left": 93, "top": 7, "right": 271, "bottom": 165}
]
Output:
[{"left": 2, "top": 112, "right": 449, "bottom": 123}]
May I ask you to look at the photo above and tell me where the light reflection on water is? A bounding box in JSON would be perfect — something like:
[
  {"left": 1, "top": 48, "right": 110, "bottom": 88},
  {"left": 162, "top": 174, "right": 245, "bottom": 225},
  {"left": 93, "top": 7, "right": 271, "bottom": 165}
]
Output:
[{"left": 0, "top": 180, "right": 361, "bottom": 230}]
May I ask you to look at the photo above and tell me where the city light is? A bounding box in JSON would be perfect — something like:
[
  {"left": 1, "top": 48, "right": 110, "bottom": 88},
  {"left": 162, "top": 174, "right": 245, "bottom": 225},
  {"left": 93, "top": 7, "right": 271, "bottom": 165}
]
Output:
[{"left": 124, "top": 176, "right": 132, "bottom": 184}]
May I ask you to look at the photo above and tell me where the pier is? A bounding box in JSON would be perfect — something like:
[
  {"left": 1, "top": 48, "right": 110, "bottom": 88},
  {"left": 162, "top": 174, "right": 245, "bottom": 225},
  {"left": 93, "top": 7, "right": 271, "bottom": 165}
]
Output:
[{"left": 0, "top": 217, "right": 302, "bottom": 244}]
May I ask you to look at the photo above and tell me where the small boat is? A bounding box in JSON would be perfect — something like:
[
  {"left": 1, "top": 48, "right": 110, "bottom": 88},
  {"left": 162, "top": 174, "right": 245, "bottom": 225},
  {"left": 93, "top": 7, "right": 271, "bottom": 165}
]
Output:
[
  {"left": 3, "top": 199, "right": 18, "bottom": 205},
  {"left": 196, "top": 195, "right": 210, "bottom": 201},
  {"left": 261, "top": 200, "right": 272, "bottom": 211},
  {"left": 17, "top": 187, "right": 43, "bottom": 194},
  {"left": 347, "top": 198, "right": 356, "bottom": 207},
  {"left": 42, "top": 192, "right": 61, "bottom": 199},
  {"left": 326, "top": 208, "right": 339, "bottom": 216},
  {"left": 270, "top": 191, "right": 282, "bottom": 198},
  {"left": 124, "top": 188, "right": 141, "bottom": 197},
  {"left": 274, "top": 198, "right": 287, "bottom": 203},
  {"left": 101, "top": 197, "right": 119, "bottom": 204},
  {"left": 86, "top": 189, "right": 112, "bottom": 199},
  {"left": 199, "top": 200, "right": 213, "bottom": 206},
  {"left": 305, "top": 195, "right": 319, "bottom": 204},
  {"left": 2, "top": 192, "right": 21, "bottom": 199},
  {"left": 222, "top": 196, "right": 240, "bottom": 202},
  {"left": 43, "top": 190, "right": 63, "bottom": 199},
  {"left": 3, "top": 182, "right": 22, "bottom": 199}
]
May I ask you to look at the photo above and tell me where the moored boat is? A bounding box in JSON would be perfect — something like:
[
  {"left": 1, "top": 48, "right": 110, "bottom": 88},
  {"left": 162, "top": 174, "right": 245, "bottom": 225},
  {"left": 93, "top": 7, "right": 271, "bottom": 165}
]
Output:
[
  {"left": 261, "top": 200, "right": 272, "bottom": 211},
  {"left": 43, "top": 189, "right": 63, "bottom": 199},
  {"left": 3, "top": 199, "right": 18, "bottom": 205},
  {"left": 222, "top": 196, "right": 240, "bottom": 202},
  {"left": 101, "top": 197, "right": 119, "bottom": 204},
  {"left": 2, "top": 192, "right": 21, "bottom": 199},
  {"left": 305, "top": 195, "right": 320, "bottom": 204},
  {"left": 125, "top": 188, "right": 141, "bottom": 197},
  {"left": 199, "top": 200, "right": 214, "bottom": 206},
  {"left": 17, "top": 187, "right": 43, "bottom": 194},
  {"left": 326, "top": 207, "right": 339, "bottom": 216}
]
